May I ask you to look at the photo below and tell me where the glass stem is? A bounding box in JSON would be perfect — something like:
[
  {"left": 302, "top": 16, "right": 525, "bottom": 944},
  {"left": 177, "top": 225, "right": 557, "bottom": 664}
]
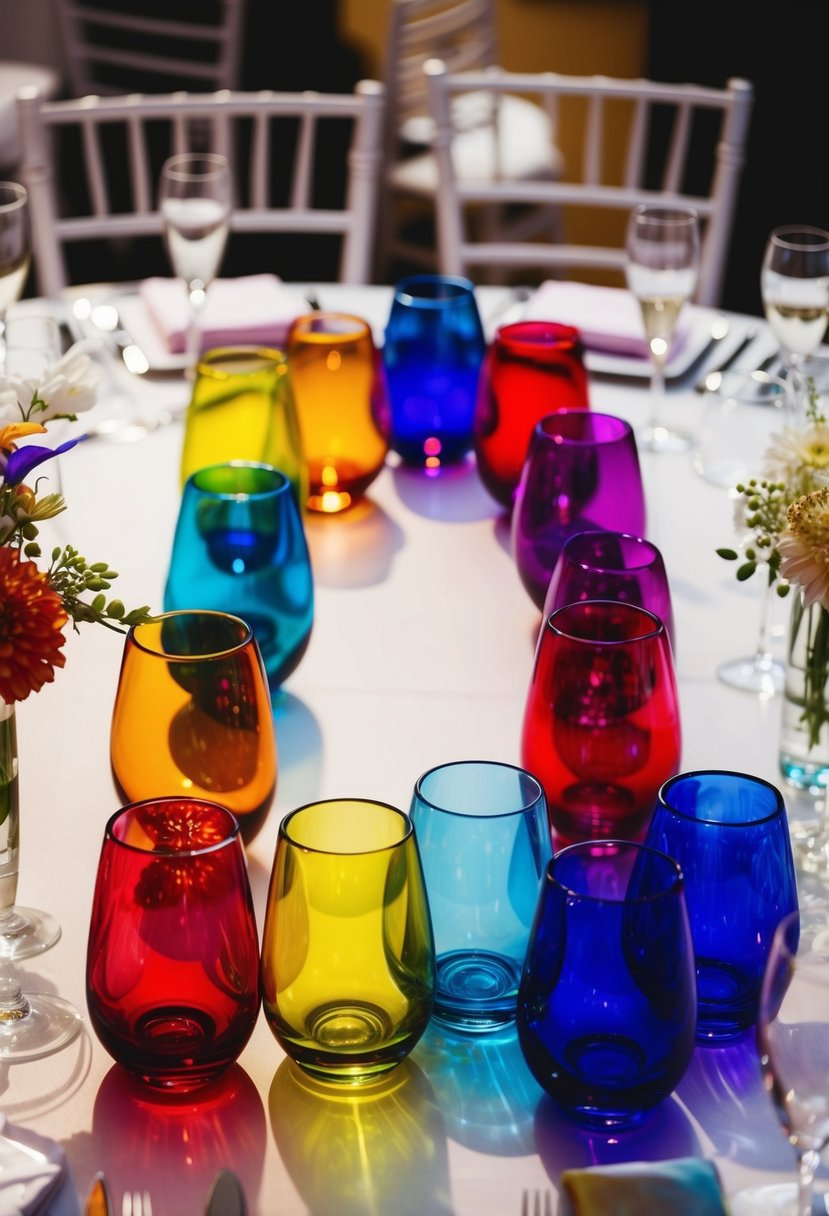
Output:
[
  {"left": 647, "top": 357, "right": 667, "bottom": 433},
  {"left": 796, "top": 1147, "right": 820, "bottom": 1216},
  {"left": 755, "top": 573, "right": 776, "bottom": 669}
]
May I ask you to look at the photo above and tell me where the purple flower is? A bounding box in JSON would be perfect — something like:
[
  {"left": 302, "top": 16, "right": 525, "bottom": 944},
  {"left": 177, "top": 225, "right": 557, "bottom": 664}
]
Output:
[{"left": 4, "top": 439, "right": 79, "bottom": 486}]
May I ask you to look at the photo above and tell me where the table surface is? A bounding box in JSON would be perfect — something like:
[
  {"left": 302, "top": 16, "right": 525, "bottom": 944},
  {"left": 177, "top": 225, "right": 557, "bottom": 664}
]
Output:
[{"left": 5, "top": 282, "right": 829, "bottom": 1216}]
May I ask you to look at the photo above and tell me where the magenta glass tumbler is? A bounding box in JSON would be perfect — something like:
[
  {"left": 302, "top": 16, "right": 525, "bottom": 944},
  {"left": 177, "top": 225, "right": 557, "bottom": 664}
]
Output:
[
  {"left": 474, "top": 320, "right": 591, "bottom": 510},
  {"left": 511, "top": 411, "right": 646, "bottom": 610},
  {"left": 521, "top": 600, "right": 682, "bottom": 848},
  {"left": 86, "top": 797, "right": 261, "bottom": 1092},
  {"left": 543, "top": 530, "right": 676, "bottom": 652}
]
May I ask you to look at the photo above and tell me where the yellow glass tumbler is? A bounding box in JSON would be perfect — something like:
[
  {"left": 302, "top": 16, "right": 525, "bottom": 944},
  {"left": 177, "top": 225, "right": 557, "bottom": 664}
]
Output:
[
  {"left": 179, "top": 347, "right": 308, "bottom": 509},
  {"left": 286, "top": 313, "right": 390, "bottom": 513},
  {"left": 261, "top": 798, "right": 435, "bottom": 1083},
  {"left": 110, "top": 610, "right": 277, "bottom": 844}
]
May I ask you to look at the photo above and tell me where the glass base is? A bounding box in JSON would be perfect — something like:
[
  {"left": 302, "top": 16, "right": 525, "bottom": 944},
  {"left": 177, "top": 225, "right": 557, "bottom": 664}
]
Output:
[
  {"left": 0, "top": 978, "right": 82, "bottom": 1062},
  {"left": 0, "top": 906, "right": 62, "bottom": 961},
  {"left": 731, "top": 1181, "right": 828, "bottom": 1216},
  {"left": 638, "top": 423, "right": 694, "bottom": 453},
  {"left": 717, "top": 654, "right": 785, "bottom": 696}
]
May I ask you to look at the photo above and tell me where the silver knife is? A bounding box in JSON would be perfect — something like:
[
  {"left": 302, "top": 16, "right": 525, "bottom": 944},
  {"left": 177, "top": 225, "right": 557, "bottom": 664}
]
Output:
[
  {"left": 205, "top": 1168, "right": 248, "bottom": 1216},
  {"left": 695, "top": 324, "right": 760, "bottom": 392}
]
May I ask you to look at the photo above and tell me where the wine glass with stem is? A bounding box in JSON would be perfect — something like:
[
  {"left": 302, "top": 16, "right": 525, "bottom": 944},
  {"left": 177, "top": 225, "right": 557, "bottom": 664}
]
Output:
[
  {"left": 731, "top": 902, "right": 829, "bottom": 1216},
  {"left": 761, "top": 225, "right": 829, "bottom": 386},
  {"left": 0, "top": 182, "right": 31, "bottom": 368},
  {"left": 625, "top": 203, "right": 701, "bottom": 454},
  {"left": 158, "top": 152, "right": 232, "bottom": 374}
]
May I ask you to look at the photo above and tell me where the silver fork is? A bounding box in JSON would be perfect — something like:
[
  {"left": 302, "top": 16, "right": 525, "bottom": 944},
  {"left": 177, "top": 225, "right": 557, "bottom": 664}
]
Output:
[
  {"left": 122, "top": 1192, "right": 153, "bottom": 1216},
  {"left": 521, "top": 1188, "right": 555, "bottom": 1216}
]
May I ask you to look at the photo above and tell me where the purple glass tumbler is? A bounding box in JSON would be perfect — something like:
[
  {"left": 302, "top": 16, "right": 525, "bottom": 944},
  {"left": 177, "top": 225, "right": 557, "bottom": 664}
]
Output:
[{"left": 511, "top": 411, "right": 646, "bottom": 610}]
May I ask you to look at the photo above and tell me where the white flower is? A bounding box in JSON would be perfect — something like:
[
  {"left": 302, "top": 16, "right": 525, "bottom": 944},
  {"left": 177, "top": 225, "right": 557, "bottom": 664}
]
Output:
[
  {"left": 764, "top": 423, "right": 829, "bottom": 492},
  {"left": 0, "top": 343, "right": 101, "bottom": 424},
  {"left": 778, "top": 487, "right": 829, "bottom": 612}
]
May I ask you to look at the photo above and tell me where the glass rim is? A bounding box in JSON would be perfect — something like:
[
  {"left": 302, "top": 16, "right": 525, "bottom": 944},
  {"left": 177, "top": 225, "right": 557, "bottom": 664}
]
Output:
[
  {"left": 128, "top": 609, "right": 254, "bottom": 658},
  {"left": 413, "top": 758, "right": 545, "bottom": 819},
  {"left": 657, "top": 768, "right": 785, "bottom": 827},
  {"left": 279, "top": 797, "right": 413, "bottom": 855},
  {"left": 494, "top": 318, "right": 582, "bottom": 348},
  {"left": 560, "top": 530, "right": 661, "bottom": 574},
  {"left": 288, "top": 311, "right": 371, "bottom": 342},
  {"left": 105, "top": 795, "right": 241, "bottom": 856},
  {"left": 546, "top": 598, "right": 664, "bottom": 643},
  {"left": 769, "top": 224, "right": 829, "bottom": 251},
  {"left": 161, "top": 152, "right": 230, "bottom": 181},
  {"left": 194, "top": 346, "right": 287, "bottom": 377},
  {"left": 535, "top": 409, "right": 632, "bottom": 444},
  {"left": 392, "top": 273, "right": 476, "bottom": 307},
  {"left": 0, "top": 181, "right": 27, "bottom": 212},
  {"left": 187, "top": 461, "right": 291, "bottom": 500},
  {"left": 631, "top": 203, "right": 699, "bottom": 228},
  {"left": 548, "top": 838, "right": 684, "bottom": 902}
]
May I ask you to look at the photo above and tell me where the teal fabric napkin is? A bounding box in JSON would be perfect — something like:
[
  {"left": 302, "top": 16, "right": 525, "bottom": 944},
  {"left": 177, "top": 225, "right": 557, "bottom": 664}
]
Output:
[{"left": 558, "top": 1157, "right": 731, "bottom": 1216}]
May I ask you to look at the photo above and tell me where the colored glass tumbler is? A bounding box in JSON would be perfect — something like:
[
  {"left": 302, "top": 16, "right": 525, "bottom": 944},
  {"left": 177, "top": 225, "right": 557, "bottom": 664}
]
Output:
[
  {"left": 409, "top": 759, "right": 552, "bottom": 1033},
  {"left": 261, "top": 798, "right": 435, "bottom": 1083},
  {"left": 543, "top": 530, "right": 676, "bottom": 652},
  {"left": 286, "top": 311, "right": 390, "bottom": 513},
  {"left": 163, "top": 462, "right": 313, "bottom": 690},
  {"left": 383, "top": 274, "right": 486, "bottom": 468},
  {"left": 179, "top": 346, "right": 308, "bottom": 508},
  {"left": 511, "top": 410, "right": 646, "bottom": 610},
  {"left": 110, "top": 610, "right": 277, "bottom": 844},
  {"left": 474, "top": 320, "right": 591, "bottom": 509},
  {"left": 516, "top": 838, "right": 697, "bottom": 1129},
  {"left": 521, "top": 600, "right": 681, "bottom": 847},
  {"left": 86, "top": 797, "right": 261, "bottom": 1092},
  {"left": 644, "top": 770, "right": 799, "bottom": 1042}
]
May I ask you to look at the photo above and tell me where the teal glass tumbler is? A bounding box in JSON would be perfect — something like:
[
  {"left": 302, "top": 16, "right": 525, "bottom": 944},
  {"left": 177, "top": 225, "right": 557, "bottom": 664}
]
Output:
[{"left": 164, "top": 462, "right": 314, "bottom": 690}]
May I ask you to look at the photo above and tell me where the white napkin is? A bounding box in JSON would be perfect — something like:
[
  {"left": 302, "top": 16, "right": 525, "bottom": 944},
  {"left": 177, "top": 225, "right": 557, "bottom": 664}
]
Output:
[
  {"left": 138, "top": 274, "right": 305, "bottom": 354},
  {"left": 523, "top": 280, "right": 692, "bottom": 360},
  {"left": 558, "top": 1157, "right": 729, "bottom": 1216},
  {"left": 0, "top": 1116, "right": 67, "bottom": 1216}
]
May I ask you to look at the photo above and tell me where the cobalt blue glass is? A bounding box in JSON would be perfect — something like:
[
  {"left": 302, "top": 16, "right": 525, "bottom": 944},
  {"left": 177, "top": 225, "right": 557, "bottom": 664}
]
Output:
[
  {"left": 163, "top": 462, "right": 314, "bottom": 690},
  {"left": 382, "top": 274, "right": 486, "bottom": 468},
  {"left": 516, "top": 839, "right": 697, "bottom": 1129},
  {"left": 409, "top": 759, "right": 552, "bottom": 1033},
  {"left": 644, "top": 770, "right": 799, "bottom": 1043}
]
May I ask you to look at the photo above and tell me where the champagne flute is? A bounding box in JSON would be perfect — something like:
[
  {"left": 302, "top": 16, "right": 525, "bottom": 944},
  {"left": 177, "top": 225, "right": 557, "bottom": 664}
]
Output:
[
  {"left": 0, "top": 182, "right": 31, "bottom": 367},
  {"left": 625, "top": 204, "right": 700, "bottom": 454},
  {"left": 158, "top": 153, "right": 232, "bottom": 372},
  {"left": 761, "top": 225, "right": 829, "bottom": 380}
]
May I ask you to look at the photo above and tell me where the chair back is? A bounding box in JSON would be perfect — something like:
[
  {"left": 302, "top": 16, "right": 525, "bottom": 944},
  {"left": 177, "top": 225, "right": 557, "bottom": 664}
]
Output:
[
  {"left": 425, "top": 60, "right": 754, "bottom": 307},
  {"left": 15, "top": 82, "right": 385, "bottom": 295}
]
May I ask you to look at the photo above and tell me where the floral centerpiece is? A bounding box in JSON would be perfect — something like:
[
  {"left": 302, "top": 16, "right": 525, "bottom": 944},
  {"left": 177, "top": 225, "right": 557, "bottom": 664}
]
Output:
[{"left": 718, "top": 378, "right": 829, "bottom": 789}]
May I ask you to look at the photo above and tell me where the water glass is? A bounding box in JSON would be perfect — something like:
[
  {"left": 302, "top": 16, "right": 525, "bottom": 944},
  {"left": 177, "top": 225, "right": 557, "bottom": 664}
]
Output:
[
  {"left": 521, "top": 600, "right": 681, "bottom": 847},
  {"left": 110, "top": 610, "right": 277, "bottom": 844},
  {"left": 86, "top": 796, "right": 260, "bottom": 1092},
  {"left": 163, "top": 462, "right": 314, "bottom": 690},
  {"left": 409, "top": 759, "right": 552, "bottom": 1033},
  {"left": 511, "top": 410, "right": 646, "bottom": 610},
  {"left": 260, "top": 798, "right": 435, "bottom": 1083},
  {"left": 516, "top": 839, "right": 697, "bottom": 1129},
  {"left": 474, "top": 320, "right": 590, "bottom": 510},
  {"left": 179, "top": 346, "right": 307, "bottom": 509},
  {"left": 285, "top": 311, "right": 390, "bottom": 513},
  {"left": 543, "top": 530, "right": 676, "bottom": 652},
  {"left": 382, "top": 274, "right": 486, "bottom": 468},
  {"left": 644, "top": 770, "right": 799, "bottom": 1042}
]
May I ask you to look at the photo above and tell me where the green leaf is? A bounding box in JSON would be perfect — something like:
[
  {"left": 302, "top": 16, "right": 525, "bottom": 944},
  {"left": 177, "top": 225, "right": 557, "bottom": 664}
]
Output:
[
  {"left": 736, "top": 562, "right": 756, "bottom": 581},
  {"left": 717, "top": 548, "right": 739, "bottom": 560}
]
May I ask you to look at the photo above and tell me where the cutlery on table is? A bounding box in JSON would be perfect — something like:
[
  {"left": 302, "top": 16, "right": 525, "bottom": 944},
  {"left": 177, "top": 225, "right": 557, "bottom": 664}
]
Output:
[
  {"left": 521, "top": 1188, "right": 554, "bottom": 1216},
  {"left": 205, "top": 1168, "right": 248, "bottom": 1216},
  {"left": 121, "top": 1191, "right": 152, "bottom": 1216},
  {"left": 694, "top": 322, "right": 761, "bottom": 392},
  {"left": 83, "top": 1171, "right": 113, "bottom": 1216}
]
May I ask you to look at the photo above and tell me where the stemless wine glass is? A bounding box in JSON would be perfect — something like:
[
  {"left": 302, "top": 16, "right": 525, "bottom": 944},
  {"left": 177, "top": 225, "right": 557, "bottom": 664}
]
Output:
[
  {"left": 159, "top": 152, "right": 232, "bottom": 370},
  {"left": 86, "top": 797, "right": 261, "bottom": 1091},
  {"left": 382, "top": 273, "right": 486, "bottom": 468},
  {"left": 0, "top": 182, "right": 31, "bottom": 365},
  {"left": 761, "top": 225, "right": 829, "bottom": 379},
  {"left": 408, "top": 759, "right": 552, "bottom": 1033},
  {"left": 179, "top": 346, "right": 308, "bottom": 510},
  {"left": 644, "top": 770, "right": 799, "bottom": 1043},
  {"left": 163, "top": 462, "right": 314, "bottom": 691},
  {"left": 285, "top": 311, "right": 390, "bottom": 513},
  {"left": 521, "top": 600, "right": 681, "bottom": 847},
  {"left": 543, "top": 530, "right": 676, "bottom": 652},
  {"left": 625, "top": 204, "right": 700, "bottom": 453},
  {"left": 473, "top": 320, "right": 591, "bottom": 510},
  {"left": 516, "top": 838, "right": 697, "bottom": 1129},
  {"left": 511, "top": 410, "right": 646, "bottom": 611},
  {"left": 110, "top": 610, "right": 277, "bottom": 844},
  {"left": 260, "top": 798, "right": 435, "bottom": 1083}
]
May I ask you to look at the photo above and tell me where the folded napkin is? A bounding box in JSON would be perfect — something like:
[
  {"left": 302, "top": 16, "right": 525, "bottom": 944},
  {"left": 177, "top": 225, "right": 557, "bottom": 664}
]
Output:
[
  {"left": 558, "top": 1158, "right": 730, "bottom": 1216},
  {"left": 523, "top": 280, "right": 692, "bottom": 360},
  {"left": 138, "top": 274, "right": 304, "bottom": 354},
  {"left": 0, "top": 1115, "right": 67, "bottom": 1216}
]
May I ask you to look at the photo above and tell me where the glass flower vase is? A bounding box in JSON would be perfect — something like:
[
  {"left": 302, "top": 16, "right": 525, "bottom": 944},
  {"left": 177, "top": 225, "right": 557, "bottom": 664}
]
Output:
[{"left": 779, "top": 592, "right": 829, "bottom": 794}]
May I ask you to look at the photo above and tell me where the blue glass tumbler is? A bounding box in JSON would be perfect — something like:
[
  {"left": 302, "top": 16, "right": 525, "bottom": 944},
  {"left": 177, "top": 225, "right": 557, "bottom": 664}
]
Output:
[
  {"left": 382, "top": 274, "right": 486, "bottom": 468},
  {"left": 516, "top": 839, "right": 697, "bottom": 1129},
  {"left": 409, "top": 759, "right": 552, "bottom": 1033},
  {"left": 644, "top": 770, "right": 799, "bottom": 1043},
  {"left": 164, "top": 462, "right": 314, "bottom": 690}
]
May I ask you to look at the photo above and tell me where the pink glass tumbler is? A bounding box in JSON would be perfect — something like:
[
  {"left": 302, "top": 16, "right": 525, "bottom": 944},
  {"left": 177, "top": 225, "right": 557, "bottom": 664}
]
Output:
[{"left": 474, "top": 320, "right": 590, "bottom": 510}]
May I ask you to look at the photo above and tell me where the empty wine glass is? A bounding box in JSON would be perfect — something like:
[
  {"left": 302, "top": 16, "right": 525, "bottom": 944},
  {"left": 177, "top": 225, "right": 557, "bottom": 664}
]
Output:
[
  {"left": 159, "top": 153, "right": 232, "bottom": 371},
  {"left": 625, "top": 204, "right": 700, "bottom": 453},
  {"left": 0, "top": 183, "right": 30, "bottom": 367},
  {"left": 761, "top": 225, "right": 829, "bottom": 381}
]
